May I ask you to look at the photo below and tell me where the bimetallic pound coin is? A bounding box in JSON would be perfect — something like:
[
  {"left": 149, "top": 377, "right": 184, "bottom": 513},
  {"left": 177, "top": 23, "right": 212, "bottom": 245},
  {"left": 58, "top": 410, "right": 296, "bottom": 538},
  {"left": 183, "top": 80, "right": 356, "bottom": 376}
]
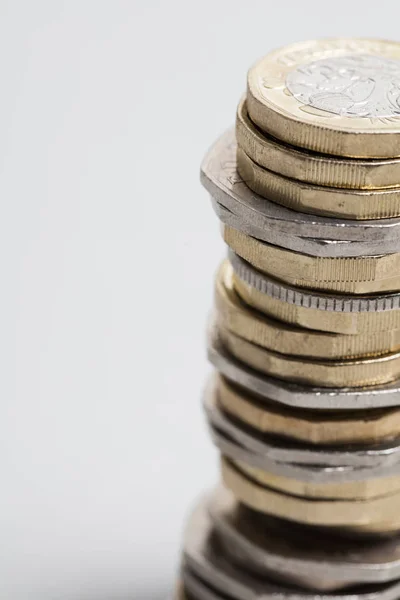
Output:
[
  {"left": 204, "top": 379, "right": 400, "bottom": 472},
  {"left": 230, "top": 251, "right": 400, "bottom": 335},
  {"left": 216, "top": 261, "right": 400, "bottom": 358},
  {"left": 223, "top": 225, "right": 400, "bottom": 295},
  {"left": 221, "top": 458, "right": 400, "bottom": 529},
  {"left": 219, "top": 324, "right": 400, "bottom": 388},
  {"left": 207, "top": 324, "right": 400, "bottom": 410},
  {"left": 247, "top": 39, "right": 400, "bottom": 157},
  {"left": 236, "top": 97, "right": 400, "bottom": 189},
  {"left": 237, "top": 146, "right": 400, "bottom": 220},
  {"left": 216, "top": 374, "right": 400, "bottom": 446}
]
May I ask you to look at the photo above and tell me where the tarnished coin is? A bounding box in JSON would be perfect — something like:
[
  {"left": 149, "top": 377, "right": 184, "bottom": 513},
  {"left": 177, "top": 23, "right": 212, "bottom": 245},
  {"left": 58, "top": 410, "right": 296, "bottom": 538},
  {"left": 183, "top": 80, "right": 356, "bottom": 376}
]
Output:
[
  {"left": 230, "top": 251, "right": 400, "bottom": 335},
  {"left": 247, "top": 39, "right": 400, "bottom": 158},
  {"left": 201, "top": 131, "right": 400, "bottom": 257},
  {"left": 207, "top": 323, "right": 400, "bottom": 410},
  {"left": 216, "top": 375, "right": 400, "bottom": 445},
  {"left": 236, "top": 97, "right": 400, "bottom": 190},
  {"left": 223, "top": 225, "right": 400, "bottom": 295},
  {"left": 182, "top": 495, "right": 400, "bottom": 599},
  {"left": 237, "top": 147, "right": 400, "bottom": 220},
  {"left": 216, "top": 261, "right": 400, "bottom": 358},
  {"left": 208, "top": 487, "right": 400, "bottom": 591},
  {"left": 221, "top": 458, "right": 400, "bottom": 529},
  {"left": 218, "top": 324, "right": 400, "bottom": 388}
]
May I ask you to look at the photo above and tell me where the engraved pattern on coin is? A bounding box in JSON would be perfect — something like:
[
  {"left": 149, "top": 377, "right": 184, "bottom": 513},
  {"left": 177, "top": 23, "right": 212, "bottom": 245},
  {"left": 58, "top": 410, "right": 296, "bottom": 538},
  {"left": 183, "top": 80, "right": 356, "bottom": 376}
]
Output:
[{"left": 286, "top": 55, "right": 400, "bottom": 118}]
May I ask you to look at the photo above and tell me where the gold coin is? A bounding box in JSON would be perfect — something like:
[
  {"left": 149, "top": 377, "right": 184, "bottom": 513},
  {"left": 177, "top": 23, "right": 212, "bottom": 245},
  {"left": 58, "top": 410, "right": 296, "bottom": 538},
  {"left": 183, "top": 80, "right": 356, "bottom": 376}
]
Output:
[
  {"left": 233, "top": 271, "right": 400, "bottom": 335},
  {"left": 223, "top": 225, "right": 400, "bottom": 295},
  {"left": 221, "top": 457, "right": 400, "bottom": 529},
  {"left": 234, "top": 459, "right": 400, "bottom": 500},
  {"left": 237, "top": 146, "right": 400, "bottom": 220},
  {"left": 217, "top": 374, "right": 400, "bottom": 445},
  {"left": 247, "top": 39, "right": 400, "bottom": 158},
  {"left": 218, "top": 325, "right": 400, "bottom": 388},
  {"left": 216, "top": 261, "right": 400, "bottom": 359},
  {"left": 236, "top": 97, "right": 400, "bottom": 190}
]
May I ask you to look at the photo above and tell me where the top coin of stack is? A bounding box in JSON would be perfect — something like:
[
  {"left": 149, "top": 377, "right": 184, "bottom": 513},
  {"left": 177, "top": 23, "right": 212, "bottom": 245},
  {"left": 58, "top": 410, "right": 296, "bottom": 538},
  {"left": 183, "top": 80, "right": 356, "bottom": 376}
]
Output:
[{"left": 240, "top": 38, "right": 400, "bottom": 220}]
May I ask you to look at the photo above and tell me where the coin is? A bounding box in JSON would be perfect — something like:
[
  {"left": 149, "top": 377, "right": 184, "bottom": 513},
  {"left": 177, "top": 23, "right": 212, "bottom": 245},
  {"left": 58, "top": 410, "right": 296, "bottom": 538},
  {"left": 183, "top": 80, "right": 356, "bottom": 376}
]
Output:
[
  {"left": 221, "top": 458, "right": 400, "bottom": 528},
  {"left": 183, "top": 495, "right": 400, "bottom": 599},
  {"left": 209, "top": 424, "right": 400, "bottom": 486},
  {"left": 201, "top": 131, "right": 400, "bottom": 257},
  {"left": 207, "top": 323, "right": 400, "bottom": 410},
  {"left": 216, "top": 261, "right": 400, "bottom": 358},
  {"left": 181, "top": 570, "right": 223, "bottom": 600},
  {"left": 236, "top": 97, "right": 400, "bottom": 190},
  {"left": 219, "top": 324, "right": 400, "bottom": 388},
  {"left": 230, "top": 251, "right": 400, "bottom": 335},
  {"left": 237, "top": 146, "right": 400, "bottom": 220},
  {"left": 235, "top": 460, "right": 400, "bottom": 500},
  {"left": 204, "top": 379, "right": 400, "bottom": 472},
  {"left": 223, "top": 225, "right": 400, "bottom": 294},
  {"left": 247, "top": 39, "right": 400, "bottom": 158},
  {"left": 209, "top": 486, "right": 400, "bottom": 590},
  {"left": 216, "top": 374, "right": 400, "bottom": 445}
]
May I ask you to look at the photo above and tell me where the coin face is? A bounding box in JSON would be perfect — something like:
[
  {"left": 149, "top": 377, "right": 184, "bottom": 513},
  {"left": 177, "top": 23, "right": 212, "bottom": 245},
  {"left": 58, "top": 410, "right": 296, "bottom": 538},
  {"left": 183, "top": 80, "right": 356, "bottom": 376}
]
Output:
[
  {"left": 286, "top": 54, "right": 400, "bottom": 119},
  {"left": 247, "top": 39, "right": 400, "bottom": 157}
]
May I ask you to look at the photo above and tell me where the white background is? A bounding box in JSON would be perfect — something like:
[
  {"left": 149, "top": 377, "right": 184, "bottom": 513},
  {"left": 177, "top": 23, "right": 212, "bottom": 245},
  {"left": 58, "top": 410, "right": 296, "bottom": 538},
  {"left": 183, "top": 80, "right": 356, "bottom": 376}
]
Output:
[{"left": 1, "top": 2, "right": 399, "bottom": 599}]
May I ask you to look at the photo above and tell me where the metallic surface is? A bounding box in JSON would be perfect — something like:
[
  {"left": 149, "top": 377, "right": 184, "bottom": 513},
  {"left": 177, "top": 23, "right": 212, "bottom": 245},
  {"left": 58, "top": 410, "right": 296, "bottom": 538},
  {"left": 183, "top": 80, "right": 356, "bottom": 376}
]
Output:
[
  {"left": 219, "top": 324, "right": 400, "bottom": 388},
  {"left": 230, "top": 251, "right": 400, "bottom": 334},
  {"left": 216, "top": 374, "right": 400, "bottom": 445},
  {"left": 216, "top": 261, "right": 400, "bottom": 358},
  {"left": 182, "top": 497, "right": 400, "bottom": 599},
  {"left": 235, "top": 460, "right": 400, "bottom": 500},
  {"left": 247, "top": 39, "right": 400, "bottom": 157},
  {"left": 201, "top": 131, "right": 400, "bottom": 257},
  {"left": 236, "top": 97, "right": 400, "bottom": 190},
  {"left": 221, "top": 458, "right": 400, "bottom": 528},
  {"left": 208, "top": 487, "right": 400, "bottom": 590},
  {"left": 204, "top": 380, "right": 400, "bottom": 472},
  {"left": 237, "top": 146, "right": 400, "bottom": 220},
  {"left": 207, "top": 324, "right": 400, "bottom": 410},
  {"left": 224, "top": 225, "right": 400, "bottom": 295},
  {"left": 209, "top": 424, "right": 400, "bottom": 485}
]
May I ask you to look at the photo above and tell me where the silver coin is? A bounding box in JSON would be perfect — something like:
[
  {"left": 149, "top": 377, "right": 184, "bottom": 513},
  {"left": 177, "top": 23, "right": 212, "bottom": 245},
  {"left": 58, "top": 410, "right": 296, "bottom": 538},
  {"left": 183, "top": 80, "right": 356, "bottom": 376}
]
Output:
[
  {"left": 212, "top": 198, "right": 400, "bottom": 258},
  {"left": 204, "top": 379, "right": 400, "bottom": 471},
  {"left": 182, "top": 497, "right": 400, "bottom": 600},
  {"left": 208, "top": 425, "right": 392, "bottom": 483},
  {"left": 229, "top": 250, "right": 400, "bottom": 314},
  {"left": 207, "top": 323, "right": 400, "bottom": 410},
  {"left": 208, "top": 486, "right": 400, "bottom": 591},
  {"left": 201, "top": 130, "right": 400, "bottom": 257}
]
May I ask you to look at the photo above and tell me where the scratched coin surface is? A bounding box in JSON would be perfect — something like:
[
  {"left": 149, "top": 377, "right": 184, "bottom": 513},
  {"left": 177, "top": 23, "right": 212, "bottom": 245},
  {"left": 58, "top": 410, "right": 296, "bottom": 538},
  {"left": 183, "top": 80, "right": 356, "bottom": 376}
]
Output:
[{"left": 247, "top": 39, "right": 400, "bottom": 157}]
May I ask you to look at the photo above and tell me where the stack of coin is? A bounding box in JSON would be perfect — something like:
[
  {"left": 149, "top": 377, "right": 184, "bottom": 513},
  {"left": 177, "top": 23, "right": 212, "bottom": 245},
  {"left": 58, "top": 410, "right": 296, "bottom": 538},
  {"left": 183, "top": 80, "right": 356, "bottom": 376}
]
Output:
[{"left": 175, "top": 38, "right": 400, "bottom": 600}]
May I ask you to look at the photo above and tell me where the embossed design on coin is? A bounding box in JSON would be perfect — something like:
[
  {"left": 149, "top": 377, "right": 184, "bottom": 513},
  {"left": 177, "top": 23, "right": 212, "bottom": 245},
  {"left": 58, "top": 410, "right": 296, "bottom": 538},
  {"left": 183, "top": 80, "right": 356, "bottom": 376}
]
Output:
[{"left": 286, "top": 55, "right": 400, "bottom": 118}]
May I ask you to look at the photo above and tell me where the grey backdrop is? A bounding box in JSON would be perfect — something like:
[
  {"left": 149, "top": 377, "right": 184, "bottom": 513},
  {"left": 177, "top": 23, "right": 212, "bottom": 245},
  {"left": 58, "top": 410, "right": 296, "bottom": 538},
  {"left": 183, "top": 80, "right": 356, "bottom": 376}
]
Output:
[{"left": 1, "top": 1, "right": 398, "bottom": 599}]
